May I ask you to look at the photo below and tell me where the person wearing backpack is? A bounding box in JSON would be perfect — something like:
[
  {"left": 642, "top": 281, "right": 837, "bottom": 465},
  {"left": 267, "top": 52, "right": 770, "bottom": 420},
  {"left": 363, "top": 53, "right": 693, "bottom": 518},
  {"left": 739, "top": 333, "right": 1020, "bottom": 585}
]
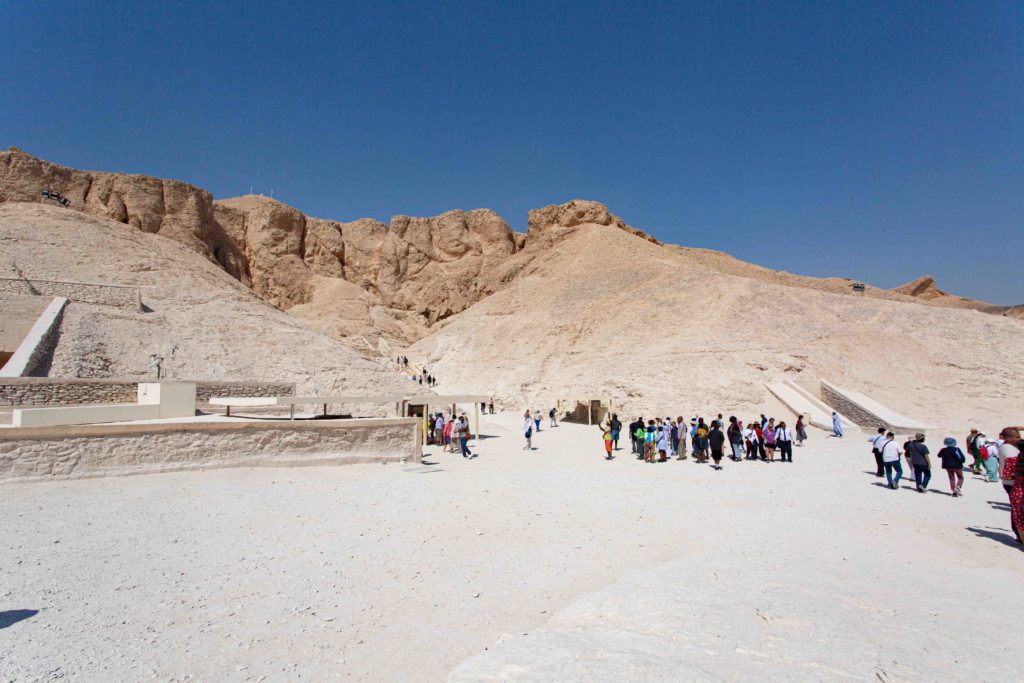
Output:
[
  {"left": 937, "top": 437, "right": 967, "bottom": 497},
  {"left": 633, "top": 420, "right": 646, "bottom": 460},
  {"left": 549, "top": 407, "right": 557, "bottom": 428},
  {"left": 693, "top": 419, "right": 709, "bottom": 463},
  {"left": 522, "top": 410, "right": 533, "bottom": 450},
  {"left": 965, "top": 428, "right": 983, "bottom": 475}
]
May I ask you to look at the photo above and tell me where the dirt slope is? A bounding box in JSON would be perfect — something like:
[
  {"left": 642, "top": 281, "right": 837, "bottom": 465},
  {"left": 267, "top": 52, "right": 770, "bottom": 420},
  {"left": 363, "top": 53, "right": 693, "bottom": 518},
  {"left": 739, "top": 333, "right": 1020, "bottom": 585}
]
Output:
[
  {"left": 0, "top": 202, "right": 411, "bottom": 395},
  {"left": 409, "top": 222, "right": 1024, "bottom": 431}
]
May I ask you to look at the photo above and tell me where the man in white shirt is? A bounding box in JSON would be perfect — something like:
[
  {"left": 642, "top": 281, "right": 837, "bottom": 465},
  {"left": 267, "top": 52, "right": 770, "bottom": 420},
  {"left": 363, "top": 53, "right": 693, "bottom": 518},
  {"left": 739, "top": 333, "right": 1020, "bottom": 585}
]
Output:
[
  {"left": 880, "top": 432, "right": 903, "bottom": 489},
  {"left": 433, "top": 414, "right": 445, "bottom": 447},
  {"left": 868, "top": 427, "right": 887, "bottom": 477}
]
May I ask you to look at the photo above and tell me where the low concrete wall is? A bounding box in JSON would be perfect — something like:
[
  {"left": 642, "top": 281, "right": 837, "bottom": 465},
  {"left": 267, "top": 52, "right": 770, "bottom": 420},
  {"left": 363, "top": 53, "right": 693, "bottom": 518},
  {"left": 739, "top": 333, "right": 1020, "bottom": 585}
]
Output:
[
  {"left": 0, "top": 378, "right": 295, "bottom": 407},
  {"left": 0, "top": 277, "right": 141, "bottom": 311},
  {"left": 0, "top": 418, "right": 421, "bottom": 482},
  {"left": 12, "top": 382, "right": 198, "bottom": 427},
  {"left": 0, "top": 297, "right": 68, "bottom": 377}
]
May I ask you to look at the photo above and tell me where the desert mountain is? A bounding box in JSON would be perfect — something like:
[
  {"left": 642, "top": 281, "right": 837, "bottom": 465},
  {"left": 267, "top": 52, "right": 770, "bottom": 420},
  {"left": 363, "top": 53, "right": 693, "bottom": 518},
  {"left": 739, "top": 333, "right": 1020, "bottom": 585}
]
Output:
[
  {"left": 2, "top": 148, "right": 1023, "bottom": 430},
  {"left": 408, "top": 220, "right": 1024, "bottom": 430},
  {"left": 0, "top": 202, "right": 412, "bottom": 396}
]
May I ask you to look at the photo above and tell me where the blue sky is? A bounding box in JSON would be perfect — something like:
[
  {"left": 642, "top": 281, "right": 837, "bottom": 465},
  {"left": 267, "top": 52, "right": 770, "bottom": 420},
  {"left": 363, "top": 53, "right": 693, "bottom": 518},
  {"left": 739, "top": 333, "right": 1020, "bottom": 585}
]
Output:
[{"left": 3, "top": 1, "right": 1021, "bottom": 303}]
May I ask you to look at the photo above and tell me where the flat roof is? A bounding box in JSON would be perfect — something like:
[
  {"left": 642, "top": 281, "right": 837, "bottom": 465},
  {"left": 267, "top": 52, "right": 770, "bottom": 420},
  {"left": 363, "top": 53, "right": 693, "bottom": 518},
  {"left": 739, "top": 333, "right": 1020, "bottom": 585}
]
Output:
[
  {"left": 209, "top": 395, "right": 403, "bottom": 406},
  {"left": 405, "top": 395, "right": 491, "bottom": 403}
]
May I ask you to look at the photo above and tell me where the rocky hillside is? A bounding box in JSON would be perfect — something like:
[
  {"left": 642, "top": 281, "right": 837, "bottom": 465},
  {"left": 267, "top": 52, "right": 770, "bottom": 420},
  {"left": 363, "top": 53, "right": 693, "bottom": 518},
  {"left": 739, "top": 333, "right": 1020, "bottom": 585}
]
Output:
[
  {"left": 0, "top": 202, "right": 413, "bottom": 396},
  {"left": 409, "top": 221, "right": 1024, "bottom": 431}
]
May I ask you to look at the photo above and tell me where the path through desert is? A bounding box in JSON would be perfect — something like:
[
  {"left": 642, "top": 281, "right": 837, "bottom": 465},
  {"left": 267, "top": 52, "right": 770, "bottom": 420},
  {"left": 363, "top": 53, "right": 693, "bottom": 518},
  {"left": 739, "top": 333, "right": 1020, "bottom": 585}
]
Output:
[{"left": 2, "top": 415, "right": 1018, "bottom": 681}]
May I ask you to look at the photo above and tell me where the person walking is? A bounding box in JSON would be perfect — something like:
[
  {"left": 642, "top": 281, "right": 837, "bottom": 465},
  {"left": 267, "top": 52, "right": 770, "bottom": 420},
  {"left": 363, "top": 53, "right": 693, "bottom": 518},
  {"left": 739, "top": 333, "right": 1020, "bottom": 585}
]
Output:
[
  {"left": 937, "top": 437, "right": 966, "bottom": 496},
  {"left": 1009, "top": 439, "right": 1024, "bottom": 544},
  {"left": 455, "top": 414, "right": 473, "bottom": 458},
  {"left": 522, "top": 411, "right": 534, "bottom": 450},
  {"left": 549, "top": 407, "right": 557, "bottom": 428},
  {"left": 488, "top": 398, "right": 494, "bottom": 415},
  {"left": 599, "top": 422, "right": 614, "bottom": 460},
  {"left": 982, "top": 439, "right": 1001, "bottom": 482},
  {"left": 998, "top": 428, "right": 1020, "bottom": 491},
  {"left": 776, "top": 421, "right": 794, "bottom": 463},
  {"left": 966, "top": 428, "right": 983, "bottom": 475},
  {"left": 727, "top": 417, "right": 744, "bottom": 462},
  {"left": 795, "top": 415, "right": 807, "bottom": 447},
  {"left": 907, "top": 433, "right": 931, "bottom": 492},
  {"left": 534, "top": 409, "right": 542, "bottom": 433},
  {"left": 609, "top": 414, "right": 622, "bottom": 451},
  {"left": 869, "top": 427, "right": 887, "bottom": 477},
  {"left": 831, "top": 412, "right": 844, "bottom": 438},
  {"left": 708, "top": 421, "right": 725, "bottom": 470},
  {"left": 880, "top": 432, "right": 903, "bottom": 489}
]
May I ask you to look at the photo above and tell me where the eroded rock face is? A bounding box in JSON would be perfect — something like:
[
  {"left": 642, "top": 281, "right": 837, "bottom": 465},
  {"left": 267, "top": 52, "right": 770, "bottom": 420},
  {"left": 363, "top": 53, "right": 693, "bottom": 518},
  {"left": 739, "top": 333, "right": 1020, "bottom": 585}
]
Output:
[
  {"left": 0, "top": 148, "right": 652, "bottom": 347},
  {"left": 0, "top": 147, "right": 248, "bottom": 282}
]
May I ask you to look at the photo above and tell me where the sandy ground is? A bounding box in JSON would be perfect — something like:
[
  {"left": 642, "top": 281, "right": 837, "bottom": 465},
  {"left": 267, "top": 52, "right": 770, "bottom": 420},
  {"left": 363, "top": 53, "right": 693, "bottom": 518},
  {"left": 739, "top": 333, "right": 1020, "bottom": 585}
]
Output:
[{"left": 1, "top": 413, "right": 1020, "bottom": 681}]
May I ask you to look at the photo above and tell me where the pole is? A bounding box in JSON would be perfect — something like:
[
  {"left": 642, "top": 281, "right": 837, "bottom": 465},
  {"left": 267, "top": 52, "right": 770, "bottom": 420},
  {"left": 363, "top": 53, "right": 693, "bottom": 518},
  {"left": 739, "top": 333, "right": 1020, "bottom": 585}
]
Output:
[
  {"left": 474, "top": 402, "right": 479, "bottom": 442},
  {"left": 588, "top": 402, "right": 592, "bottom": 426}
]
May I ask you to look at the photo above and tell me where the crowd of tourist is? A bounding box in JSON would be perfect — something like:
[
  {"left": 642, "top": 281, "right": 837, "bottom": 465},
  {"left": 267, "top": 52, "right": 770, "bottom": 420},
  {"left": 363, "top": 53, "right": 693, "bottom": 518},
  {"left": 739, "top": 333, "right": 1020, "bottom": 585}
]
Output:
[
  {"left": 422, "top": 403, "right": 1023, "bottom": 547},
  {"left": 866, "top": 426, "right": 1022, "bottom": 544},
  {"left": 425, "top": 412, "right": 474, "bottom": 458},
  {"left": 393, "top": 356, "right": 438, "bottom": 386},
  {"left": 593, "top": 413, "right": 809, "bottom": 470}
]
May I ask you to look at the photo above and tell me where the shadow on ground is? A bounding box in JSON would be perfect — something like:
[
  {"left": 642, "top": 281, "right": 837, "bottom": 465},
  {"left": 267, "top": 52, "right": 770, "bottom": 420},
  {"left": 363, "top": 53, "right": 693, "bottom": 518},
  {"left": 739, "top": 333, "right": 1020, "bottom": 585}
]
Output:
[
  {"left": 966, "top": 526, "right": 1022, "bottom": 550},
  {"left": 0, "top": 610, "right": 38, "bottom": 629}
]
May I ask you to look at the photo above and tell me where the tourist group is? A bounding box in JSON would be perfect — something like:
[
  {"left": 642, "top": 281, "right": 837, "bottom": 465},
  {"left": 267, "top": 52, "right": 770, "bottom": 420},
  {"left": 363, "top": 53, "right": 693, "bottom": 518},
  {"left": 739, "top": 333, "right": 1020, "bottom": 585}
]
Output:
[
  {"left": 593, "top": 414, "right": 809, "bottom": 470},
  {"left": 867, "top": 426, "right": 1022, "bottom": 544}
]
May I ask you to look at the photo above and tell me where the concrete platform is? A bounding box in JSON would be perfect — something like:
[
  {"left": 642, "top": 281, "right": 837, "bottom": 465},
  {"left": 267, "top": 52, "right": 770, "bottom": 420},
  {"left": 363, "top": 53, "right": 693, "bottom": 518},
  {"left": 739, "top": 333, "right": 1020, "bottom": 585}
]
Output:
[{"left": 0, "top": 417, "right": 421, "bottom": 482}]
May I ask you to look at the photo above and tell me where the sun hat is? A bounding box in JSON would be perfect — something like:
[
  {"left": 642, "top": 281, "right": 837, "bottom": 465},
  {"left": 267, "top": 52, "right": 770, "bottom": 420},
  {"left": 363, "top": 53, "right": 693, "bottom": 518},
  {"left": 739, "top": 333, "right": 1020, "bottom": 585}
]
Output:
[
  {"left": 915, "top": 432, "right": 926, "bottom": 440},
  {"left": 943, "top": 437, "right": 956, "bottom": 447}
]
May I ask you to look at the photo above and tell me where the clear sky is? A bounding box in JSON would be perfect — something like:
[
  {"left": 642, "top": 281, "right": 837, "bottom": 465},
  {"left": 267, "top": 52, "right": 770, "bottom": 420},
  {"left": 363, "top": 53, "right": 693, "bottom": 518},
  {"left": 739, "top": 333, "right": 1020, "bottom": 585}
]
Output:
[{"left": 3, "top": 1, "right": 1021, "bottom": 303}]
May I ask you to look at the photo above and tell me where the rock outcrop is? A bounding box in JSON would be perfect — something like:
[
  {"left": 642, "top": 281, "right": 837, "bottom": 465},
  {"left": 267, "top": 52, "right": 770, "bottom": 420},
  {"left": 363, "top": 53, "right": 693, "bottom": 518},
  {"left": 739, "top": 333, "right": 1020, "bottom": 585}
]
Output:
[
  {"left": 0, "top": 147, "right": 248, "bottom": 282},
  {"left": 890, "top": 275, "right": 1018, "bottom": 316}
]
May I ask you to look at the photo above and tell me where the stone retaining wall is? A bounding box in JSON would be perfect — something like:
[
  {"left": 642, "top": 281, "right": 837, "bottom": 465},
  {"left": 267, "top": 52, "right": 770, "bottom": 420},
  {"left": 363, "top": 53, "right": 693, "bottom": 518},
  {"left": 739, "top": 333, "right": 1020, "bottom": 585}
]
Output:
[
  {"left": 0, "top": 378, "right": 295, "bottom": 407},
  {"left": 0, "top": 418, "right": 420, "bottom": 482},
  {"left": 0, "top": 297, "right": 67, "bottom": 377},
  {"left": 0, "top": 277, "right": 141, "bottom": 311},
  {"left": 820, "top": 383, "right": 880, "bottom": 429}
]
